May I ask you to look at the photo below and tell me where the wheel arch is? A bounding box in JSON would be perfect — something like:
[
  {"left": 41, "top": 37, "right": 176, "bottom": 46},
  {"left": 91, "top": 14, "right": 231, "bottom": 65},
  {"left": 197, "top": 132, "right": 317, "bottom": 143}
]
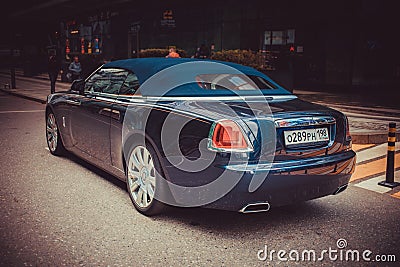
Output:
[
  {"left": 45, "top": 105, "right": 54, "bottom": 116},
  {"left": 122, "top": 132, "right": 171, "bottom": 182}
]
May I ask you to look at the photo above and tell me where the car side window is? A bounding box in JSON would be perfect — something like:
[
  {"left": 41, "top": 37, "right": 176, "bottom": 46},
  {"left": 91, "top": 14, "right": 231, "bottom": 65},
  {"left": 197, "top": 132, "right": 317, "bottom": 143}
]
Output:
[
  {"left": 84, "top": 68, "right": 128, "bottom": 95},
  {"left": 119, "top": 72, "right": 140, "bottom": 95},
  {"left": 104, "top": 70, "right": 128, "bottom": 95},
  {"left": 84, "top": 69, "right": 109, "bottom": 93}
]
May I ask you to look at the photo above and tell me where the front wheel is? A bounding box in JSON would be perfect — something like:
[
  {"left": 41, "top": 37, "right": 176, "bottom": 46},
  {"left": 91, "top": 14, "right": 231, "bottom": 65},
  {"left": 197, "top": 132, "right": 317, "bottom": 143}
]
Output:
[
  {"left": 126, "top": 144, "right": 166, "bottom": 216},
  {"left": 46, "top": 112, "right": 66, "bottom": 156}
]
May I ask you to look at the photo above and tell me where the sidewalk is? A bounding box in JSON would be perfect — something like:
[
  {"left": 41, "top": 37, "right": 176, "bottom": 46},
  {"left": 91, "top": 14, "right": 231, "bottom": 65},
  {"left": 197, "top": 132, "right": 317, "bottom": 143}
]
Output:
[
  {"left": 293, "top": 89, "right": 400, "bottom": 144},
  {"left": 0, "top": 70, "right": 399, "bottom": 144},
  {"left": 0, "top": 70, "right": 70, "bottom": 104},
  {"left": 351, "top": 143, "right": 399, "bottom": 199}
]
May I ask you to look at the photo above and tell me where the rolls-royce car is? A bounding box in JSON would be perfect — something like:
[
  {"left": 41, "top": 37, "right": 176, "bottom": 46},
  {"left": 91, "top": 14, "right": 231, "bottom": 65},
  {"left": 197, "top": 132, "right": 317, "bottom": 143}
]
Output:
[{"left": 45, "top": 58, "right": 356, "bottom": 216}]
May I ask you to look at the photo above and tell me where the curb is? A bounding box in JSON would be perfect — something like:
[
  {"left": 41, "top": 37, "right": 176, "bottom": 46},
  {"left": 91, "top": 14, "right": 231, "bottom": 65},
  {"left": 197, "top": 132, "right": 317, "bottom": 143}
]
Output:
[
  {"left": 352, "top": 132, "right": 400, "bottom": 145},
  {"left": 0, "top": 88, "right": 47, "bottom": 104}
]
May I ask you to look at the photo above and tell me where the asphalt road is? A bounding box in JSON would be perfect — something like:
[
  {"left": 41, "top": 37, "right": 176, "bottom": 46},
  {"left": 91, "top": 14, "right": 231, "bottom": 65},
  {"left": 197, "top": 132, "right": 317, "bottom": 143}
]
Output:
[{"left": 0, "top": 92, "right": 399, "bottom": 266}]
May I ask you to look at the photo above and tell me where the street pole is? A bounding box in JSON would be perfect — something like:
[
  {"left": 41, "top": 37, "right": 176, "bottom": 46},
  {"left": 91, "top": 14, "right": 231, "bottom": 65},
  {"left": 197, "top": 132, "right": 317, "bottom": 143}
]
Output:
[
  {"left": 10, "top": 49, "right": 16, "bottom": 89},
  {"left": 11, "top": 67, "right": 16, "bottom": 89},
  {"left": 136, "top": 31, "right": 140, "bottom": 58}
]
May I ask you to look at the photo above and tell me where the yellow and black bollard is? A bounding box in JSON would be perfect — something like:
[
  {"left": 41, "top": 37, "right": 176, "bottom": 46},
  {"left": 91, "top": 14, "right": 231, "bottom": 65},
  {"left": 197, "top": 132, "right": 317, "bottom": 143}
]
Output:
[{"left": 378, "top": 122, "right": 399, "bottom": 188}]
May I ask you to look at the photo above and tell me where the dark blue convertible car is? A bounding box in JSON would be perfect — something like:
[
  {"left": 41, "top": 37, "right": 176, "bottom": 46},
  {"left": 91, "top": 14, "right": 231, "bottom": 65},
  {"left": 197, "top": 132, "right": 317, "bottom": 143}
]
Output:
[{"left": 45, "top": 58, "right": 355, "bottom": 216}]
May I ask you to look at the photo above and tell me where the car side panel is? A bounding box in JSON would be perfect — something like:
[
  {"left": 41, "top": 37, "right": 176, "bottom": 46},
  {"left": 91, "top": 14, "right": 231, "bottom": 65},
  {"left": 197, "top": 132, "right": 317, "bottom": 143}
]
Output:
[
  {"left": 68, "top": 94, "right": 113, "bottom": 165},
  {"left": 110, "top": 99, "right": 128, "bottom": 172}
]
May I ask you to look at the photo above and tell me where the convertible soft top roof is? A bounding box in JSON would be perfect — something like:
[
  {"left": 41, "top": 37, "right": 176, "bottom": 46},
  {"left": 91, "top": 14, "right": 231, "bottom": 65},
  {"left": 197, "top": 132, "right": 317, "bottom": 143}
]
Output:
[{"left": 103, "top": 58, "right": 291, "bottom": 96}]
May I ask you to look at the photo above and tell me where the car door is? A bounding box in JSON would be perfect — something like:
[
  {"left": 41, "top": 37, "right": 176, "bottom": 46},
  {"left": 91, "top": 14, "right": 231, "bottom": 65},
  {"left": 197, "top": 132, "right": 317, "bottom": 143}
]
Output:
[
  {"left": 69, "top": 68, "right": 128, "bottom": 167},
  {"left": 110, "top": 71, "right": 141, "bottom": 172}
]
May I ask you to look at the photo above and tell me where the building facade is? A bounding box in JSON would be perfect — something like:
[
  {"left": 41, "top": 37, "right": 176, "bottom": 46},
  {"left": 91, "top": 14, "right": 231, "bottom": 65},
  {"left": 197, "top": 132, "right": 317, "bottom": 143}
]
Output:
[{"left": 2, "top": 0, "right": 399, "bottom": 91}]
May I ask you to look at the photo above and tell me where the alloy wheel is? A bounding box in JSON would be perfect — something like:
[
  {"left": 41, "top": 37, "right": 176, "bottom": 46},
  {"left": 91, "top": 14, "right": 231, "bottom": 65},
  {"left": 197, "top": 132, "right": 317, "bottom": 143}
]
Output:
[
  {"left": 127, "top": 146, "right": 156, "bottom": 209},
  {"left": 46, "top": 113, "right": 58, "bottom": 152}
]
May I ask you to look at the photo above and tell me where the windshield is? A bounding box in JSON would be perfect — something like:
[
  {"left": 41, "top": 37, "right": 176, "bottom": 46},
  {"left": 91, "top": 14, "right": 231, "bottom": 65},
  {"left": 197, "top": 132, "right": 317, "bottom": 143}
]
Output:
[{"left": 196, "top": 74, "right": 277, "bottom": 91}]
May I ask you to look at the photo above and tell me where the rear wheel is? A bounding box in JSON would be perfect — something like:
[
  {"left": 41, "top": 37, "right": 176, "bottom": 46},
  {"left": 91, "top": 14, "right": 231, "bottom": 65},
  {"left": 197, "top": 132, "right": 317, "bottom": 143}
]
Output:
[
  {"left": 46, "top": 112, "right": 66, "bottom": 156},
  {"left": 126, "top": 144, "right": 166, "bottom": 216}
]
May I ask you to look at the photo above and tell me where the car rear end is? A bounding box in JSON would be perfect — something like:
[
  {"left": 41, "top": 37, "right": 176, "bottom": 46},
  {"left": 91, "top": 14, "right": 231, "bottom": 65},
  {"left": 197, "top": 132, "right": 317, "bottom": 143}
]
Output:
[
  {"left": 128, "top": 59, "right": 356, "bottom": 213},
  {"left": 204, "top": 98, "right": 356, "bottom": 213}
]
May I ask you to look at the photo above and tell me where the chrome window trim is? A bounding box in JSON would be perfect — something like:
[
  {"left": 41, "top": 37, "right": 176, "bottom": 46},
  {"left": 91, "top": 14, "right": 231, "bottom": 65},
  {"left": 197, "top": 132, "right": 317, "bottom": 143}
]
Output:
[
  {"left": 112, "top": 94, "right": 296, "bottom": 103},
  {"left": 144, "top": 95, "right": 297, "bottom": 102},
  {"left": 223, "top": 150, "right": 356, "bottom": 173}
]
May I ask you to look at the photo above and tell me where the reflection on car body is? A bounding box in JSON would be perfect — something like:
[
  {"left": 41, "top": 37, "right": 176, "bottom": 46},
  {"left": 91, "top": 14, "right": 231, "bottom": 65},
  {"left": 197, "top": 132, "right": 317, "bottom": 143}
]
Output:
[{"left": 45, "top": 58, "right": 355, "bottom": 216}]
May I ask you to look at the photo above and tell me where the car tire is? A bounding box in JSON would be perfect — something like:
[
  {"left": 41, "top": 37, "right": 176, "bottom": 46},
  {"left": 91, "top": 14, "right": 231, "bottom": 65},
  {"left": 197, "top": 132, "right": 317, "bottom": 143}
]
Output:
[
  {"left": 46, "top": 112, "right": 66, "bottom": 156},
  {"left": 126, "top": 143, "right": 166, "bottom": 216}
]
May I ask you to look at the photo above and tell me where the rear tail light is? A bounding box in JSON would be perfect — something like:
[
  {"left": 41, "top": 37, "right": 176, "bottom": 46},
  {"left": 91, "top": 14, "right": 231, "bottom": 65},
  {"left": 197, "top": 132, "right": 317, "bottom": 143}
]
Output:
[{"left": 208, "top": 120, "right": 252, "bottom": 152}]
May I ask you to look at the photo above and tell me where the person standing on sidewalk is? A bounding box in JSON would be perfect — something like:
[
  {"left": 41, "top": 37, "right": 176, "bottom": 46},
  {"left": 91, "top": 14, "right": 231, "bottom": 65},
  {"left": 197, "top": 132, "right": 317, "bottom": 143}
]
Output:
[{"left": 48, "top": 51, "right": 60, "bottom": 94}]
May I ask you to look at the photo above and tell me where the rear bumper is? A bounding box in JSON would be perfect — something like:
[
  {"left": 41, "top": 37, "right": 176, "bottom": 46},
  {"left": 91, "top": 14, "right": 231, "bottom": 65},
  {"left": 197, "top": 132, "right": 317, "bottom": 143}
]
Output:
[
  {"left": 204, "top": 172, "right": 352, "bottom": 211},
  {"left": 163, "top": 150, "right": 356, "bottom": 211},
  {"left": 206, "top": 150, "right": 355, "bottom": 211}
]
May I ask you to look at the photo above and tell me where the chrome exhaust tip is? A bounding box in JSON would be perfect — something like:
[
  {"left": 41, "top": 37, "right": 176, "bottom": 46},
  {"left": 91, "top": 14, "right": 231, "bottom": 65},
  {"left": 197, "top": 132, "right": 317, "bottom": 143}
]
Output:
[
  {"left": 239, "top": 202, "right": 270, "bottom": 214},
  {"left": 333, "top": 184, "right": 348, "bottom": 195}
]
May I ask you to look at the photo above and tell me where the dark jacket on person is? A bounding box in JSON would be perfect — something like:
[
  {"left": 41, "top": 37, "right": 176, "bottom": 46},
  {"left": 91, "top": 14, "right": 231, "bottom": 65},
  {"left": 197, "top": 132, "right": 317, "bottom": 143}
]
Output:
[{"left": 48, "top": 55, "right": 60, "bottom": 75}]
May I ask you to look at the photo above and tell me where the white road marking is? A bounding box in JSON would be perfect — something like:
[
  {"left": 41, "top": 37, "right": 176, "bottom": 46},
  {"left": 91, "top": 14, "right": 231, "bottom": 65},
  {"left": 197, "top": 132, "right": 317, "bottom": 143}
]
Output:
[
  {"left": 0, "top": 110, "right": 44, "bottom": 114},
  {"left": 356, "top": 142, "right": 399, "bottom": 164},
  {"left": 354, "top": 171, "right": 400, "bottom": 194}
]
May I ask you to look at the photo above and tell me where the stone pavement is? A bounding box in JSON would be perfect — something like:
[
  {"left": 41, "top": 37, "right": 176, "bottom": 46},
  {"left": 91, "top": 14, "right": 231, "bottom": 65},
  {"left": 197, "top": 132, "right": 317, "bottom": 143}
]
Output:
[{"left": 0, "top": 69, "right": 399, "bottom": 144}]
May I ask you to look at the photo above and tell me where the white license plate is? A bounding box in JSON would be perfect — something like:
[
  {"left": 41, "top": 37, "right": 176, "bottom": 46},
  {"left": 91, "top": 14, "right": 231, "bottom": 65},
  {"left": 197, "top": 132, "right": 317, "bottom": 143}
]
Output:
[{"left": 284, "top": 128, "right": 329, "bottom": 146}]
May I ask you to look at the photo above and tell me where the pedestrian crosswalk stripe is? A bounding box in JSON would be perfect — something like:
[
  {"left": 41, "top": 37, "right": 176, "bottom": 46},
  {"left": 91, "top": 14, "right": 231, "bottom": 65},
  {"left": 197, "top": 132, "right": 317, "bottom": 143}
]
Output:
[
  {"left": 354, "top": 175, "right": 394, "bottom": 194},
  {"left": 350, "top": 156, "right": 400, "bottom": 182},
  {"left": 352, "top": 144, "right": 376, "bottom": 153},
  {"left": 355, "top": 142, "right": 399, "bottom": 164}
]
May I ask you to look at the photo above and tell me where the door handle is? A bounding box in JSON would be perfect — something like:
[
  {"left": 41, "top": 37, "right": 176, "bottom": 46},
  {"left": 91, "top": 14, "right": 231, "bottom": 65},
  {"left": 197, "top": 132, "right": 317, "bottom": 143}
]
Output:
[
  {"left": 65, "top": 99, "right": 81, "bottom": 106},
  {"left": 111, "top": 109, "right": 120, "bottom": 120},
  {"left": 99, "top": 107, "right": 112, "bottom": 116},
  {"left": 99, "top": 108, "right": 120, "bottom": 120},
  {"left": 111, "top": 110, "right": 120, "bottom": 115}
]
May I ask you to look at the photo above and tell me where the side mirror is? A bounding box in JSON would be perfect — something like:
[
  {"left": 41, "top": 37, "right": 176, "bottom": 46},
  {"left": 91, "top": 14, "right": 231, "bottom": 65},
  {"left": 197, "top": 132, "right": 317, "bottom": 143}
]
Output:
[{"left": 70, "top": 79, "right": 85, "bottom": 94}]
